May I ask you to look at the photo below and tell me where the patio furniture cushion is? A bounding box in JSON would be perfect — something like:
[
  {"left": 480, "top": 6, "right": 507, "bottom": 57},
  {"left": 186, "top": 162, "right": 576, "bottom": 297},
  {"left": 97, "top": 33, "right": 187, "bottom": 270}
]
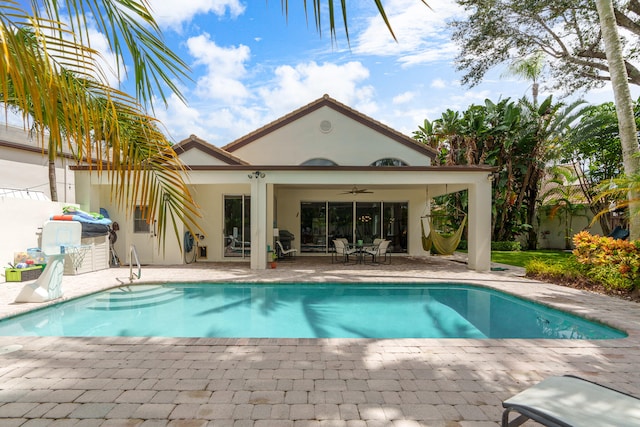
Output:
[{"left": 501, "top": 375, "right": 640, "bottom": 427}]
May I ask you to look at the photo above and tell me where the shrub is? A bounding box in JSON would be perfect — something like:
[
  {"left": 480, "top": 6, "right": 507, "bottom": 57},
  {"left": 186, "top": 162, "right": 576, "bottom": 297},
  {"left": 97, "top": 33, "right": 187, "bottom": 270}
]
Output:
[
  {"left": 526, "top": 257, "right": 584, "bottom": 283},
  {"left": 491, "top": 241, "right": 521, "bottom": 251},
  {"left": 572, "top": 231, "right": 640, "bottom": 291},
  {"left": 584, "top": 264, "right": 634, "bottom": 292}
]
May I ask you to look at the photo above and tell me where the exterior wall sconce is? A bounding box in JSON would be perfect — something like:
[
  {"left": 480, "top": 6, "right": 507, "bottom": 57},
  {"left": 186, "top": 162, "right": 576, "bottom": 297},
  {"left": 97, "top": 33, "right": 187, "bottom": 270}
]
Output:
[{"left": 248, "top": 171, "right": 265, "bottom": 179}]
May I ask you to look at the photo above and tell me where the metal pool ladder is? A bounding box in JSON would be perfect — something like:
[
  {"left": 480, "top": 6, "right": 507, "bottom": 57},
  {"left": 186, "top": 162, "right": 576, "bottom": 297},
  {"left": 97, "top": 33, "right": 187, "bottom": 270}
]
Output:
[{"left": 129, "top": 245, "right": 141, "bottom": 281}]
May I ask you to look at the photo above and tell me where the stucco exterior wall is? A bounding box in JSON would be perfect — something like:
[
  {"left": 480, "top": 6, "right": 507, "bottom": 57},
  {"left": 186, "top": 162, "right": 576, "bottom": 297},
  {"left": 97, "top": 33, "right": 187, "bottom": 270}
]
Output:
[
  {"left": 537, "top": 206, "right": 606, "bottom": 249},
  {"left": 230, "top": 107, "right": 431, "bottom": 167},
  {"left": 0, "top": 198, "right": 69, "bottom": 282}
]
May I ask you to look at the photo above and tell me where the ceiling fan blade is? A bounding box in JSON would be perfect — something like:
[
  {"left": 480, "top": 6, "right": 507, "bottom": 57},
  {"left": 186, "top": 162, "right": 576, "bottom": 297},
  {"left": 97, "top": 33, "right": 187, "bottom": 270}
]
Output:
[{"left": 339, "top": 186, "right": 373, "bottom": 194}]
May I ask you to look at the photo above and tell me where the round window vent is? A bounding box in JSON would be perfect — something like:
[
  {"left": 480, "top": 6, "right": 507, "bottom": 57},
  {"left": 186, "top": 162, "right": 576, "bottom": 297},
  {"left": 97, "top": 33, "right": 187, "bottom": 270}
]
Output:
[{"left": 319, "top": 120, "right": 332, "bottom": 133}]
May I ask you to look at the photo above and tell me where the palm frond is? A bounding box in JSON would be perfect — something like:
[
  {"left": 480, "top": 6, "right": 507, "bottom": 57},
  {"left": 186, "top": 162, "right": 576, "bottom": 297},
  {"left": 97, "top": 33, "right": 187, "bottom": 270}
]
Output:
[{"left": 29, "top": 0, "right": 190, "bottom": 107}]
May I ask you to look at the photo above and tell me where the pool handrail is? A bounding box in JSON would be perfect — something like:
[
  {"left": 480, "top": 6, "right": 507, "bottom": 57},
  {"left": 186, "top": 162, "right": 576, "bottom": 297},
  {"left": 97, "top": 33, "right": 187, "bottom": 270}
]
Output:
[{"left": 129, "top": 245, "right": 141, "bottom": 281}]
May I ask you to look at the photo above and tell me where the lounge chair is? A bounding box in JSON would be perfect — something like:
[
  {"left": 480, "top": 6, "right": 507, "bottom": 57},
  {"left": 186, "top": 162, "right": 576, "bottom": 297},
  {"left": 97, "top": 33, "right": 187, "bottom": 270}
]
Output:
[
  {"left": 501, "top": 375, "right": 640, "bottom": 427},
  {"left": 365, "top": 239, "right": 390, "bottom": 264},
  {"left": 333, "top": 239, "right": 356, "bottom": 264},
  {"left": 275, "top": 240, "right": 297, "bottom": 259}
]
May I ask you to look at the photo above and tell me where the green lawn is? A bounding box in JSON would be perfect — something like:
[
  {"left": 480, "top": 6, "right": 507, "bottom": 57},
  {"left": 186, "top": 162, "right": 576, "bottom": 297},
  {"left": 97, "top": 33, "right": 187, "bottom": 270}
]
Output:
[{"left": 491, "top": 249, "right": 573, "bottom": 268}]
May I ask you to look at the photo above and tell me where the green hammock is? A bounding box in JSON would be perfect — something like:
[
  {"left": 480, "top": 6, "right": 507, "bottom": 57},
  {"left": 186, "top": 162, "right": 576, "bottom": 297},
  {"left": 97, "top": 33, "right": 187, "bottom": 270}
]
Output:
[{"left": 421, "top": 214, "right": 467, "bottom": 255}]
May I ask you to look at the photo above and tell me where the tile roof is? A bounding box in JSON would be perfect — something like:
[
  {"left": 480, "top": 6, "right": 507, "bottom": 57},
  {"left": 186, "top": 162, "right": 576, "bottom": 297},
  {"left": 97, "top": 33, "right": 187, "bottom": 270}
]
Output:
[{"left": 173, "top": 134, "right": 250, "bottom": 166}]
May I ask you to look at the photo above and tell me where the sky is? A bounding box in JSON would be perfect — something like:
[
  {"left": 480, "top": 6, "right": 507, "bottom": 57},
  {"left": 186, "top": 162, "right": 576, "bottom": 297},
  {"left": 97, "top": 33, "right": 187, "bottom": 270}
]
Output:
[
  {"left": 147, "top": 0, "right": 514, "bottom": 145},
  {"left": 7, "top": 0, "right": 637, "bottom": 147}
]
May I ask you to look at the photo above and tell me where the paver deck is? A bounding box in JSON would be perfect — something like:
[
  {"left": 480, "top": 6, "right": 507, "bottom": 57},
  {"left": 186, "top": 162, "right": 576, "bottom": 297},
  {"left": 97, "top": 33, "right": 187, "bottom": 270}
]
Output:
[{"left": 1, "top": 255, "right": 639, "bottom": 426}]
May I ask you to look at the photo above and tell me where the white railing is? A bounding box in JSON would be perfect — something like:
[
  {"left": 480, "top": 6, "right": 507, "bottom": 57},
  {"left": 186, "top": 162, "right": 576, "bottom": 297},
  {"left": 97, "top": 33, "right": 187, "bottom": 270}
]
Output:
[{"left": 129, "top": 245, "right": 141, "bottom": 281}]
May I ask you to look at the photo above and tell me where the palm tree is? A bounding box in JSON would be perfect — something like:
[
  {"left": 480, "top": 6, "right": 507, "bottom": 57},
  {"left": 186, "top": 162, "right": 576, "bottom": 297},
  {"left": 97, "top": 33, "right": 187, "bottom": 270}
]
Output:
[
  {"left": 503, "top": 51, "right": 545, "bottom": 105},
  {"left": 594, "top": 0, "right": 640, "bottom": 240},
  {"left": 1, "top": 1, "right": 199, "bottom": 248}
]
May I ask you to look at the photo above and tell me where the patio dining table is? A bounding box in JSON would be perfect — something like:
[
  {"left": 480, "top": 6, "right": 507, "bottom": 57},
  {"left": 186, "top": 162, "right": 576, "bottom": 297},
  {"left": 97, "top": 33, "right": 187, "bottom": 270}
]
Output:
[{"left": 350, "top": 241, "right": 377, "bottom": 264}]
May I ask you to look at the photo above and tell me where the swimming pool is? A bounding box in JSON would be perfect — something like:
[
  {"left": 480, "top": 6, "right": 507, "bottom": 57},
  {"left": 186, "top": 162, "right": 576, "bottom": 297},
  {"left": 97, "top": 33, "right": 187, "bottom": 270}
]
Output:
[{"left": 0, "top": 283, "right": 626, "bottom": 339}]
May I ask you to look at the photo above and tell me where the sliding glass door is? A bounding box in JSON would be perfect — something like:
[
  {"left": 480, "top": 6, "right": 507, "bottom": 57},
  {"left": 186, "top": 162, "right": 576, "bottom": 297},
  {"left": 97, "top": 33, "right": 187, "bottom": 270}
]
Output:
[
  {"left": 300, "top": 202, "right": 326, "bottom": 252},
  {"left": 328, "top": 202, "right": 353, "bottom": 244},
  {"left": 224, "top": 195, "right": 251, "bottom": 258},
  {"left": 383, "top": 202, "right": 408, "bottom": 253},
  {"left": 355, "top": 202, "right": 380, "bottom": 243},
  {"left": 300, "top": 201, "right": 407, "bottom": 253}
]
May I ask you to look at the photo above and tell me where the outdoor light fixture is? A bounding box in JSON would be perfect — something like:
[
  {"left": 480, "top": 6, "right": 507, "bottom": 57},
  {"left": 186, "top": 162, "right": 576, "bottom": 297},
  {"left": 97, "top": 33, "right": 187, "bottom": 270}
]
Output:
[{"left": 248, "top": 170, "right": 265, "bottom": 179}]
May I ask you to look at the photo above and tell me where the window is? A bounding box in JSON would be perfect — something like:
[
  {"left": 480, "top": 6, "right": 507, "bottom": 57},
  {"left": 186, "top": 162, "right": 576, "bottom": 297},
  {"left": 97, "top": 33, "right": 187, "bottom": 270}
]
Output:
[
  {"left": 133, "top": 206, "right": 150, "bottom": 233},
  {"left": 370, "top": 158, "right": 408, "bottom": 167},
  {"left": 301, "top": 158, "right": 338, "bottom": 166}
]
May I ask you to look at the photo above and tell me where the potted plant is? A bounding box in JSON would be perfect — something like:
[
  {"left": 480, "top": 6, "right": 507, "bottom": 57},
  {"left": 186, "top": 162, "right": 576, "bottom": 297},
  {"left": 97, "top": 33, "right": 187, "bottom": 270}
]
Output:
[{"left": 270, "top": 252, "right": 278, "bottom": 269}]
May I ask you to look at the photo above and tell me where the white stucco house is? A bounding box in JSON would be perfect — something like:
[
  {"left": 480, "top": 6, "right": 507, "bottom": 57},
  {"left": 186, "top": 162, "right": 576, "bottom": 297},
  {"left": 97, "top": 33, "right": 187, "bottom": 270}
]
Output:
[{"left": 71, "top": 95, "right": 494, "bottom": 271}]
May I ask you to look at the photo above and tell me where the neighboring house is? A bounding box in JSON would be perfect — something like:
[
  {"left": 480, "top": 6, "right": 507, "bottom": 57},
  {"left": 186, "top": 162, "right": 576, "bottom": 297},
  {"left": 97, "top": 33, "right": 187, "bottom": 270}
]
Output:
[
  {"left": 0, "top": 125, "right": 77, "bottom": 270},
  {"left": 0, "top": 125, "right": 76, "bottom": 204},
  {"left": 73, "top": 95, "right": 495, "bottom": 271}
]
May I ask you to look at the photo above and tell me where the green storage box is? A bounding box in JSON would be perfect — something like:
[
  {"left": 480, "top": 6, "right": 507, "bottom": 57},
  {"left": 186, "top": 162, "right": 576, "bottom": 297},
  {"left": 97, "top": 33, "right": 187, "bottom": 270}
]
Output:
[{"left": 5, "top": 266, "right": 43, "bottom": 282}]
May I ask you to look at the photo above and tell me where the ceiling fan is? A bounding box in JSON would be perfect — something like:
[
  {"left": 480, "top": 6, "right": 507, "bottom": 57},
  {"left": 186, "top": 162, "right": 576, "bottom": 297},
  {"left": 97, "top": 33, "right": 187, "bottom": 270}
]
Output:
[{"left": 340, "top": 186, "right": 373, "bottom": 195}]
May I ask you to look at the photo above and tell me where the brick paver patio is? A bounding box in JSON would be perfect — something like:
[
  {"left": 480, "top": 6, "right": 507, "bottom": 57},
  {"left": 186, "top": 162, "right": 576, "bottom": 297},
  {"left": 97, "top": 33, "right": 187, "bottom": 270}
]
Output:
[{"left": 1, "top": 255, "right": 639, "bottom": 426}]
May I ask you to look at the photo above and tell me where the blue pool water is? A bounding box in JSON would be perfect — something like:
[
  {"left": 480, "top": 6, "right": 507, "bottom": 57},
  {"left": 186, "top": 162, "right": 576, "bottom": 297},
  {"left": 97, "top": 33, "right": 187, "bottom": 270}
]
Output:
[{"left": 0, "top": 283, "right": 626, "bottom": 339}]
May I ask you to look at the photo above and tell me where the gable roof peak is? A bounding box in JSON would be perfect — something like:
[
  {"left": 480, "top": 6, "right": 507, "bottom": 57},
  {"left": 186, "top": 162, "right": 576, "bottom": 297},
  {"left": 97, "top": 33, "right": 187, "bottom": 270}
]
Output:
[
  {"left": 222, "top": 95, "right": 437, "bottom": 159},
  {"left": 174, "top": 134, "right": 249, "bottom": 166}
]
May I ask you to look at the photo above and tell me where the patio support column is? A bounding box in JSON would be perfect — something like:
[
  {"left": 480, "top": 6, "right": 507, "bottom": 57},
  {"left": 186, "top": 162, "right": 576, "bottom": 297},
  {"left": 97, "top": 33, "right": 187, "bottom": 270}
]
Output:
[
  {"left": 467, "top": 176, "right": 492, "bottom": 272},
  {"left": 250, "top": 175, "right": 268, "bottom": 270}
]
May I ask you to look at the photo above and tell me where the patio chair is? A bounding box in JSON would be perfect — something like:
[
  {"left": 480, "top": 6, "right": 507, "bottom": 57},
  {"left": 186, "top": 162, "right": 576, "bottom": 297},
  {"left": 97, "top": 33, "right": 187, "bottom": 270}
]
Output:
[
  {"left": 608, "top": 225, "right": 629, "bottom": 240},
  {"left": 365, "top": 239, "right": 390, "bottom": 264},
  {"left": 501, "top": 375, "right": 640, "bottom": 427},
  {"left": 275, "top": 240, "right": 297, "bottom": 259},
  {"left": 333, "top": 239, "right": 356, "bottom": 264}
]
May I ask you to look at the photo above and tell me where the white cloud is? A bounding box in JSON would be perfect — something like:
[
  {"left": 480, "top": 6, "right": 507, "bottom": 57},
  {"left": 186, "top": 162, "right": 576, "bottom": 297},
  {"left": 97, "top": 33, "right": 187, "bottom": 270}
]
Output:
[
  {"left": 148, "top": 0, "right": 245, "bottom": 30},
  {"left": 187, "top": 33, "right": 251, "bottom": 102},
  {"left": 353, "top": 0, "right": 465, "bottom": 65},
  {"left": 155, "top": 94, "right": 210, "bottom": 142},
  {"left": 86, "top": 25, "right": 123, "bottom": 88},
  {"left": 257, "top": 61, "right": 375, "bottom": 117},
  {"left": 430, "top": 78, "right": 447, "bottom": 89},
  {"left": 392, "top": 91, "right": 415, "bottom": 104}
]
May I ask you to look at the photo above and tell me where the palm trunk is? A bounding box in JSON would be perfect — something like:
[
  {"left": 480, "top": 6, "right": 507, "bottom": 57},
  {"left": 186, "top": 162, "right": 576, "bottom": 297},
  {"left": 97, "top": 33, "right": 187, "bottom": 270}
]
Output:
[
  {"left": 595, "top": 0, "right": 640, "bottom": 240},
  {"left": 48, "top": 138, "right": 58, "bottom": 202}
]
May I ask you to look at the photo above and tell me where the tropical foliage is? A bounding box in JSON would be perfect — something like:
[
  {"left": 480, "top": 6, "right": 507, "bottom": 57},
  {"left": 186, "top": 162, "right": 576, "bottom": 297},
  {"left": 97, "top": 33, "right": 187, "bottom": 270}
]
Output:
[
  {"left": 573, "top": 230, "right": 640, "bottom": 291},
  {"left": 557, "top": 101, "right": 633, "bottom": 234},
  {"left": 414, "top": 95, "right": 588, "bottom": 247},
  {"left": 450, "top": 0, "right": 640, "bottom": 239},
  {"left": 450, "top": 0, "right": 640, "bottom": 93}
]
